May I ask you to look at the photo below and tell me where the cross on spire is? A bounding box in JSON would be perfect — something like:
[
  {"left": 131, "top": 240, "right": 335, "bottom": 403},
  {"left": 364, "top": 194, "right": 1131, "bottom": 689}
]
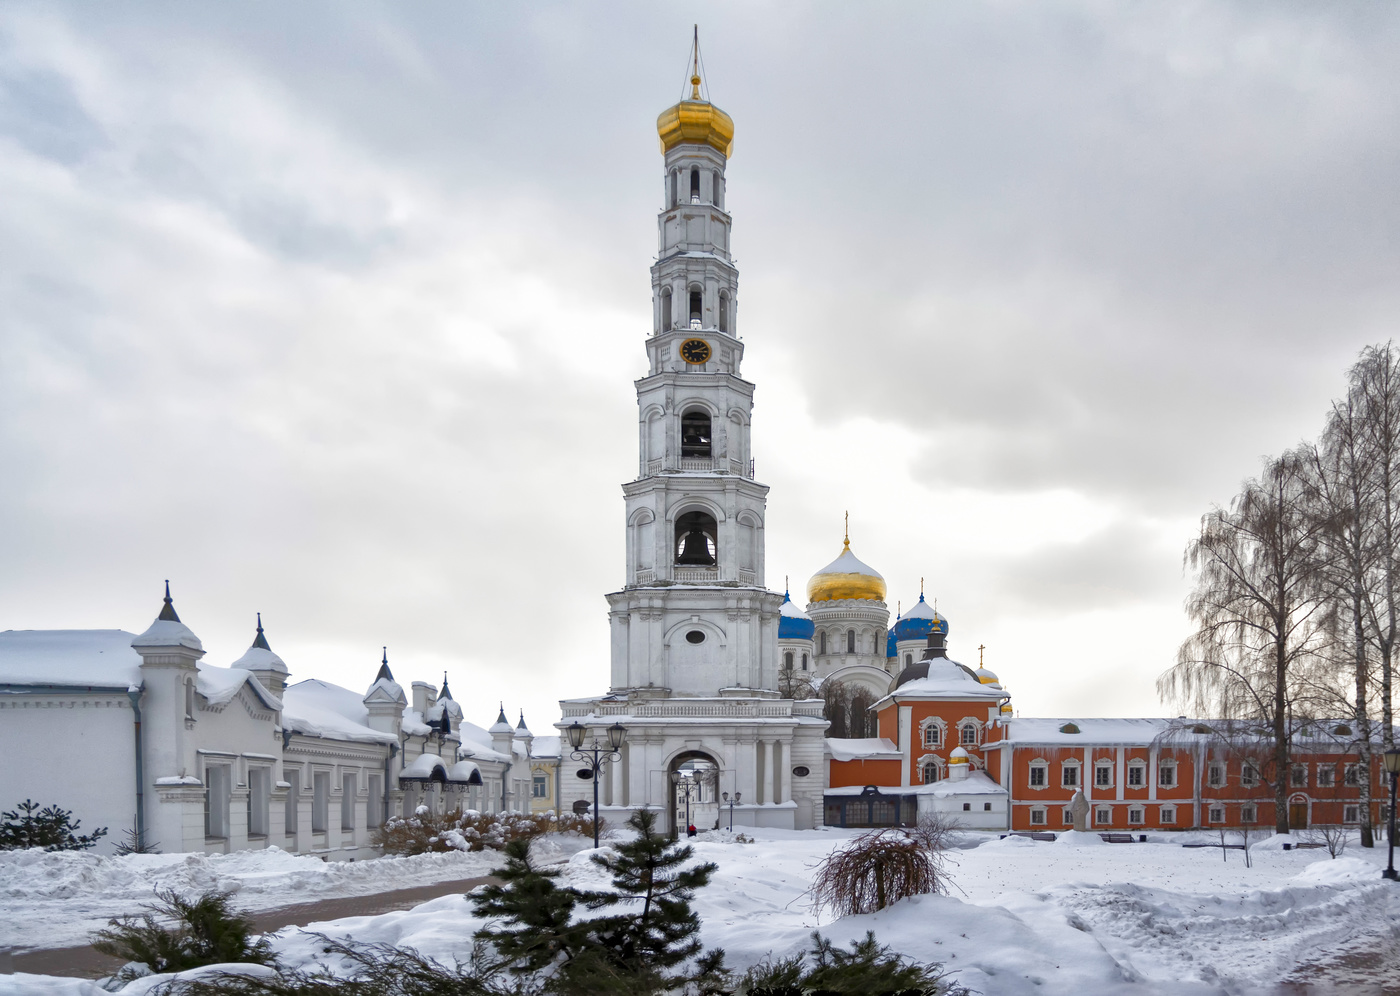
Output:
[
  {"left": 979, "top": 644, "right": 986, "bottom": 666},
  {"left": 843, "top": 510, "right": 849, "bottom": 548}
]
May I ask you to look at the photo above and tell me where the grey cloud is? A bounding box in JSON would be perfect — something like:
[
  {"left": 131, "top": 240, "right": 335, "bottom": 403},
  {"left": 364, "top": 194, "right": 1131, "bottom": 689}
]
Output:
[{"left": 3, "top": 2, "right": 1398, "bottom": 728}]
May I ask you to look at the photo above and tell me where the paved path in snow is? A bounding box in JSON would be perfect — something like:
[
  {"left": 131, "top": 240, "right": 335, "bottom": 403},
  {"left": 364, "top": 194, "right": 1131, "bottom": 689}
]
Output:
[{"left": 1, "top": 875, "right": 498, "bottom": 980}]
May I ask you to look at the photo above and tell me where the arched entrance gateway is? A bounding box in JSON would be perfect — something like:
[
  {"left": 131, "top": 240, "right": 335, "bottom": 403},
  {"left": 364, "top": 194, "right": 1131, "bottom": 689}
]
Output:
[{"left": 668, "top": 752, "right": 720, "bottom": 837}]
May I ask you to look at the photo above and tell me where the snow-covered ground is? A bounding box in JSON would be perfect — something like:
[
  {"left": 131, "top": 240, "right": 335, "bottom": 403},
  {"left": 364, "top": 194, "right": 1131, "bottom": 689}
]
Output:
[
  {"left": 0, "top": 845, "right": 503, "bottom": 952},
  {"left": 3, "top": 829, "right": 1399, "bottom": 995}
]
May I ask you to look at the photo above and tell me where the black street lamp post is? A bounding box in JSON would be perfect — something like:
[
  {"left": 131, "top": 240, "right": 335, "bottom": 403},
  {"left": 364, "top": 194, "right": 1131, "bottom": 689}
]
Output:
[
  {"left": 722, "top": 790, "right": 741, "bottom": 831},
  {"left": 567, "top": 720, "right": 625, "bottom": 850},
  {"left": 1384, "top": 748, "right": 1400, "bottom": 882}
]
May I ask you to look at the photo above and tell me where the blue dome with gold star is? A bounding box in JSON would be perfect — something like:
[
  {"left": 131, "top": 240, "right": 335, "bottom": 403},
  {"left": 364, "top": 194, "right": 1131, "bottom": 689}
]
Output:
[{"left": 778, "top": 590, "right": 815, "bottom": 640}]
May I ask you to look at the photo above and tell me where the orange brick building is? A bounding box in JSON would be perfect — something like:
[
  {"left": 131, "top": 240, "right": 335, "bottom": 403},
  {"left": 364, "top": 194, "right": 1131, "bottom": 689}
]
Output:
[{"left": 825, "top": 627, "right": 1393, "bottom": 832}]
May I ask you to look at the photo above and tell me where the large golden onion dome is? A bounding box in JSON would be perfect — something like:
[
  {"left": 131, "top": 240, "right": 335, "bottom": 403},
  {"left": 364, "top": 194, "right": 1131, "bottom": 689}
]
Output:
[
  {"left": 657, "top": 74, "right": 734, "bottom": 158},
  {"left": 807, "top": 535, "right": 887, "bottom": 603}
]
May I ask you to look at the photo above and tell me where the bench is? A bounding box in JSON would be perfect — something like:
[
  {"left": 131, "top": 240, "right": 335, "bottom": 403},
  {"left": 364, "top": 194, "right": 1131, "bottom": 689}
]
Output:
[
  {"left": 1001, "top": 831, "right": 1057, "bottom": 842},
  {"left": 1282, "top": 841, "right": 1326, "bottom": 851},
  {"left": 1182, "top": 842, "right": 1246, "bottom": 850},
  {"left": 1098, "top": 832, "right": 1143, "bottom": 843}
]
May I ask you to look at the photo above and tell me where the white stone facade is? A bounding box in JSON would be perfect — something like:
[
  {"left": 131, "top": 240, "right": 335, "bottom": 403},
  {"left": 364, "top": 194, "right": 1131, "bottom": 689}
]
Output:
[
  {"left": 0, "top": 596, "right": 536, "bottom": 858},
  {"left": 558, "top": 87, "right": 828, "bottom": 833}
]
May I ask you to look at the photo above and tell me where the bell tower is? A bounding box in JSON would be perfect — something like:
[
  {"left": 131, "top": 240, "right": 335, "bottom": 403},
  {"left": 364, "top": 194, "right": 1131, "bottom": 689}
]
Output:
[{"left": 606, "top": 46, "right": 781, "bottom": 698}]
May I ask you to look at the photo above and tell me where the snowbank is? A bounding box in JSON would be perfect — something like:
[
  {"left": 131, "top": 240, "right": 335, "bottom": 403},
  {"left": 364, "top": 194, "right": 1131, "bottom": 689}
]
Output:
[{"left": 0, "top": 845, "right": 503, "bottom": 951}]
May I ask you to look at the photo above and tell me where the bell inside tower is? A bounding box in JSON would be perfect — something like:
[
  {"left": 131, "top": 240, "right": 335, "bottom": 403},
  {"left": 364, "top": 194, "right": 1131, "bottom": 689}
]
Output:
[
  {"left": 674, "top": 510, "right": 718, "bottom": 566},
  {"left": 680, "top": 409, "right": 712, "bottom": 457}
]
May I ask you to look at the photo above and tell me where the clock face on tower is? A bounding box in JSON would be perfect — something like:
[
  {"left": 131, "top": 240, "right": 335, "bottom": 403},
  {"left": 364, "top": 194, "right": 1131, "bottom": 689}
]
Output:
[{"left": 680, "top": 338, "right": 712, "bottom": 365}]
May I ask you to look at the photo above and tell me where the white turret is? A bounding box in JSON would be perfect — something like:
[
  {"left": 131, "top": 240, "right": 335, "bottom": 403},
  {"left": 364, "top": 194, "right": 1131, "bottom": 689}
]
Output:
[
  {"left": 230, "top": 613, "right": 289, "bottom": 698},
  {"left": 131, "top": 583, "right": 205, "bottom": 849}
]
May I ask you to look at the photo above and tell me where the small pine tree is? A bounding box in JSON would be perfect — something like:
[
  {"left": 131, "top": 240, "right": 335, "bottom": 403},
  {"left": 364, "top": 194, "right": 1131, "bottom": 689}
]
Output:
[
  {"left": 741, "top": 931, "right": 968, "bottom": 996},
  {"left": 472, "top": 838, "right": 591, "bottom": 976},
  {"left": 579, "top": 809, "right": 728, "bottom": 994},
  {"left": 115, "top": 827, "right": 161, "bottom": 855},
  {"left": 0, "top": 799, "right": 108, "bottom": 851},
  {"left": 92, "top": 889, "right": 274, "bottom": 982}
]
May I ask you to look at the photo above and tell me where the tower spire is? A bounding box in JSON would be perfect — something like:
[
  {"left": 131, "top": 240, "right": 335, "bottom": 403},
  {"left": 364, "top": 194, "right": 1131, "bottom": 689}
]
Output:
[
  {"left": 691, "top": 24, "right": 701, "bottom": 99},
  {"left": 843, "top": 511, "right": 849, "bottom": 549},
  {"left": 375, "top": 647, "right": 394, "bottom": 682},
  {"left": 158, "top": 580, "right": 180, "bottom": 622},
  {"left": 251, "top": 612, "right": 270, "bottom": 650}
]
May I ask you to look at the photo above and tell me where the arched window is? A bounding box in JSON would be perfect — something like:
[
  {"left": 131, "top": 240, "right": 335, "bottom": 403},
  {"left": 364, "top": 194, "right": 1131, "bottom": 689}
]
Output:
[
  {"left": 659, "top": 288, "right": 672, "bottom": 331},
  {"left": 904, "top": 653, "right": 912, "bottom": 666},
  {"left": 801, "top": 653, "right": 808, "bottom": 671},
  {"left": 690, "top": 168, "right": 700, "bottom": 202},
  {"left": 718, "top": 290, "right": 729, "bottom": 334},
  {"left": 184, "top": 678, "right": 195, "bottom": 720},
  {"left": 961, "top": 724, "right": 977, "bottom": 745},
  {"left": 922, "top": 759, "right": 940, "bottom": 784},
  {"left": 674, "top": 510, "right": 717, "bottom": 566},
  {"left": 680, "top": 409, "right": 712, "bottom": 457},
  {"left": 846, "top": 629, "right": 856, "bottom": 654},
  {"left": 783, "top": 651, "right": 793, "bottom": 671},
  {"left": 819, "top": 632, "right": 827, "bottom": 656},
  {"left": 689, "top": 288, "right": 703, "bottom": 326},
  {"left": 922, "top": 723, "right": 941, "bottom": 748},
  {"left": 712, "top": 169, "right": 723, "bottom": 209},
  {"left": 669, "top": 170, "right": 678, "bottom": 208}
]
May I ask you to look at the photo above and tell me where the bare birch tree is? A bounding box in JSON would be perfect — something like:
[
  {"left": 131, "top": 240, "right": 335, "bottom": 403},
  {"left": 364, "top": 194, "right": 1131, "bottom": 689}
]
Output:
[
  {"left": 1352, "top": 343, "right": 1400, "bottom": 753},
  {"left": 1160, "top": 452, "right": 1328, "bottom": 834},
  {"left": 1303, "top": 398, "right": 1381, "bottom": 846}
]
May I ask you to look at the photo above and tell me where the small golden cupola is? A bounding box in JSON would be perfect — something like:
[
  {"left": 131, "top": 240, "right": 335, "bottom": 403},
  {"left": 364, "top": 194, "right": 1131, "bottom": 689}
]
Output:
[
  {"left": 656, "top": 30, "right": 735, "bottom": 157},
  {"left": 807, "top": 515, "right": 887, "bottom": 603}
]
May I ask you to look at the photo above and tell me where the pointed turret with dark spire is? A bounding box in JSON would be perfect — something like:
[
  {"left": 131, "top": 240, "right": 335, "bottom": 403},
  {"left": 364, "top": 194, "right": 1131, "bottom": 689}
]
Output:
[{"left": 231, "top": 612, "right": 288, "bottom": 697}]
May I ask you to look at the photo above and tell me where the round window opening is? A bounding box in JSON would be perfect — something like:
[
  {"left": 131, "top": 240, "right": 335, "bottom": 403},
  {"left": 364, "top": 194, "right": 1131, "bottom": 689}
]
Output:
[
  {"left": 792, "top": 765, "right": 811, "bottom": 778},
  {"left": 576, "top": 768, "right": 595, "bottom": 780},
  {"left": 685, "top": 630, "right": 706, "bottom": 645}
]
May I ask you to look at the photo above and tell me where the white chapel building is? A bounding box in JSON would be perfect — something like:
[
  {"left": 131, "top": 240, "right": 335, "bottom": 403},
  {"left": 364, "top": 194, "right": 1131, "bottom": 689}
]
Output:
[{"left": 555, "top": 71, "right": 829, "bottom": 832}]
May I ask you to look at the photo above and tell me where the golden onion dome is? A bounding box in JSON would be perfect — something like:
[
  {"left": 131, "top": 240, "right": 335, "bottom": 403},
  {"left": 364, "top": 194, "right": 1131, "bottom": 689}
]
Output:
[
  {"left": 807, "top": 536, "right": 887, "bottom": 603},
  {"left": 657, "top": 74, "right": 734, "bottom": 157}
]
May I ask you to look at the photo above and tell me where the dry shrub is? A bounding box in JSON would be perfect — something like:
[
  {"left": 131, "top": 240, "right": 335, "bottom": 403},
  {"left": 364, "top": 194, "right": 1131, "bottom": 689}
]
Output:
[
  {"left": 374, "top": 809, "right": 602, "bottom": 856},
  {"left": 811, "top": 827, "right": 946, "bottom": 918}
]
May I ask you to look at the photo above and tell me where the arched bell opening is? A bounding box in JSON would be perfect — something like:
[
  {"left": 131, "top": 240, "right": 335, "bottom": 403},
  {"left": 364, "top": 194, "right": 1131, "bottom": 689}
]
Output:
[
  {"left": 681, "top": 409, "right": 712, "bottom": 458},
  {"left": 689, "top": 287, "right": 703, "bottom": 327},
  {"left": 674, "top": 510, "right": 718, "bottom": 566},
  {"left": 659, "top": 287, "right": 673, "bottom": 332}
]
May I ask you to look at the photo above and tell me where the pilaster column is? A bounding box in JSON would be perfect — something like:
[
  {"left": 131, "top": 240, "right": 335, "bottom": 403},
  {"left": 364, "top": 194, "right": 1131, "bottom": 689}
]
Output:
[{"left": 777, "top": 740, "right": 790, "bottom": 804}]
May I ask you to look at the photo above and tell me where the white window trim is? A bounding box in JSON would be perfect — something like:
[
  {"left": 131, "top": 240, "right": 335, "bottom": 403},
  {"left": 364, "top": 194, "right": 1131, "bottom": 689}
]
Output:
[
  {"left": 1127, "top": 761, "right": 1147, "bottom": 787},
  {"left": 1158, "top": 760, "right": 1178, "bottom": 787},
  {"left": 1094, "top": 761, "right": 1114, "bottom": 788},
  {"left": 1061, "top": 758, "right": 1082, "bottom": 788},
  {"left": 1028, "top": 759, "right": 1049, "bottom": 790},
  {"left": 1030, "top": 807, "right": 1047, "bottom": 826},
  {"left": 1159, "top": 806, "right": 1176, "bottom": 824}
]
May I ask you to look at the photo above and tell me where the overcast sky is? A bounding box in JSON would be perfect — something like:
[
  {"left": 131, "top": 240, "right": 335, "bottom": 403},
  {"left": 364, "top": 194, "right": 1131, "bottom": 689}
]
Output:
[{"left": 3, "top": 2, "right": 1399, "bottom": 732}]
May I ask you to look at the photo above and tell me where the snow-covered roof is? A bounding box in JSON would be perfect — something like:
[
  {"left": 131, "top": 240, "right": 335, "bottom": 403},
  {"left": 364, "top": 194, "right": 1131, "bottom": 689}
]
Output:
[
  {"left": 365, "top": 676, "right": 406, "bottom": 705},
  {"left": 1001, "top": 717, "right": 1190, "bottom": 746},
  {"left": 0, "top": 630, "right": 143, "bottom": 689},
  {"left": 401, "top": 706, "right": 432, "bottom": 737},
  {"left": 823, "top": 770, "right": 1008, "bottom": 797},
  {"left": 891, "top": 593, "right": 946, "bottom": 642},
  {"left": 131, "top": 618, "right": 203, "bottom": 652},
  {"left": 826, "top": 737, "right": 902, "bottom": 762},
  {"left": 196, "top": 661, "right": 281, "bottom": 710},
  {"left": 400, "top": 753, "right": 448, "bottom": 780},
  {"left": 231, "top": 645, "right": 287, "bottom": 675},
  {"left": 282, "top": 678, "right": 397, "bottom": 744},
  {"left": 447, "top": 760, "right": 483, "bottom": 785},
  {"left": 457, "top": 719, "right": 511, "bottom": 763},
  {"left": 878, "top": 658, "right": 1006, "bottom": 705},
  {"left": 530, "top": 734, "right": 562, "bottom": 758},
  {"left": 489, "top": 706, "right": 514, "bottom": 735}
]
